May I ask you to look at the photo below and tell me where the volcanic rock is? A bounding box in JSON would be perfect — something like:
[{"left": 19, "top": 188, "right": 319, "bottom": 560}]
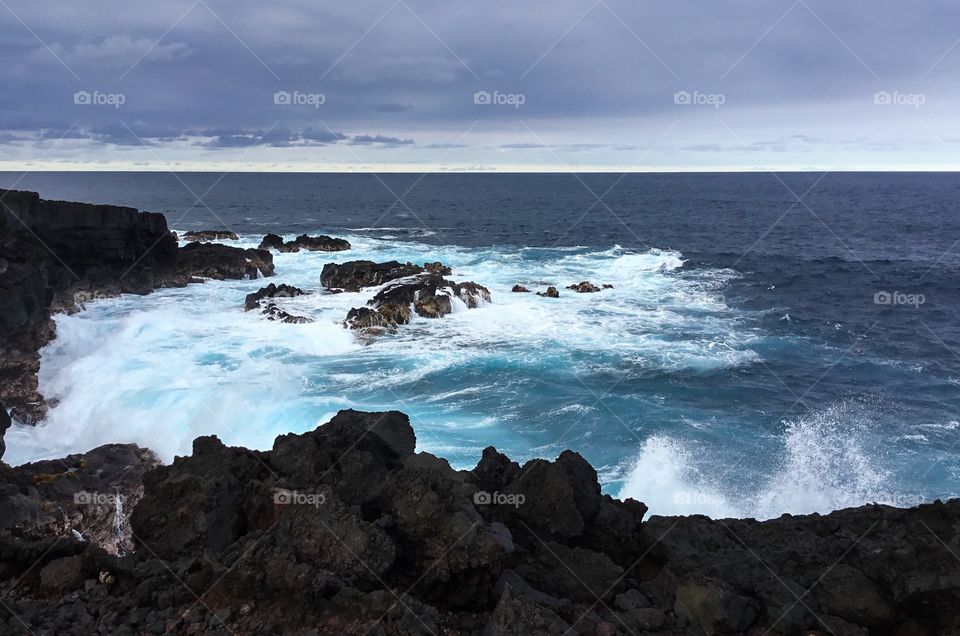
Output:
[
  {"left": 259, "top": 233, "right": 351, "bottom": 253},
  {"left": 537, "top": 286, "right": 560, "bottom": 298},
  {"left": 0, "top": 190, "right": 277, "bottom": 422},
  {"left": 567, "top": 281, "right": 602, "bottom": 293},
  {"left": 181, "top": 230, "right": 238, "bottom": 242},
  {"left": 320, "top": 259, "right": 426, "bottom": 291},
  {"left": 0, "top": 410, "right": 957, "bottom": 634}
]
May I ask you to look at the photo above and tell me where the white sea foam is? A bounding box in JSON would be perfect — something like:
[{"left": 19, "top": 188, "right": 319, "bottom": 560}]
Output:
[
  {"left": 6, "top": 236, "right": 762, "bottom": 472},
  {"left": 619, "top": 402, "right": 907, "bottom": 519}
]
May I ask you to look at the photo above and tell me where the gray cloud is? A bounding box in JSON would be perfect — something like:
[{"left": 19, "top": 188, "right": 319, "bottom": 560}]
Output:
[{"left": 0, "top": 0, "right": 959, "bottom": 168}]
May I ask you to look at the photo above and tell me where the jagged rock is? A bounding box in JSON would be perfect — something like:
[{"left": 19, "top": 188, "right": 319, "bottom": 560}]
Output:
[
  {"left": 182, "top": 230, "right": 239, "bottom": 242},
  {"left": 674, "top": 579, "right": 758, "bottom": 635},
  {"left": 537, "top": 286, "right": 560, "bottom": 298},
  {"left": 244, "top": 283, "right": 305, "bottom": 311},
  {"left": 567, "top": 281, "right": 601, "bottom": 293},
  {"left": 0, "top": 402, "right": 9, "bottom": 461},
  {"left": 172, "top": 243, "right": 274, "bottom": 281},
  {"left": 483, "top": 583, "right": 571, "bottom": 635},
  {"left": 320, "top": 260, "right": 425, "bottom": 291},
  {"left": 0, "top": 444, "right": 160, "bottom": 555},
  {"left": 424, "top": 261, "right": 453, "bottom": 275},
  {"left": 414, "top": 293, "right": 453, "bottom": 318},
  {"left": 0, "top": 410, "right": 958, "bottom": 634},
  {"left": 259, "top": 234, "right": 350, "bottom": 253},
  {"left": 257, "top": 233, "right": 285, "bottom": 251},
  {"left": 511, "top": 284, "right": 530, "bottom": 292},
  {"left": 0, "top": 191, "right": 281, "bottom": 421}
]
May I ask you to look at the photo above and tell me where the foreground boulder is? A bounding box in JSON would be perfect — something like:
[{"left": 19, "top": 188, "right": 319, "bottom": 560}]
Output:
[
  {"left": 0, "top": 444, "right": 160, "bottom": 555},
  {"left": 0, "top": 409, "right": 957, "bottom": 634},
  {"left": 258, "top": 233, "right": 350, "bottom": 253},
  {"left": 0, "top": 191, "right": 275, "bottom": 422},
  {"left": 181, "top": 230, "right": 239, "bottom": 242}
]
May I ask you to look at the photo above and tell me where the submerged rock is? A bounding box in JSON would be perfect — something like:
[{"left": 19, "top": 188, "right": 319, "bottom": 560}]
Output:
[
  {"left": 511, "top": 284, "right": 530, "bottom": 292},
  {"left": 181, "top": 230, "right": 239, "bottom": 242}
]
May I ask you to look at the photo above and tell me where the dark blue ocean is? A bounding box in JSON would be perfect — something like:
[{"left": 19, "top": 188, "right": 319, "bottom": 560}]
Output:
[{"left": 3, "top": 172, "right": 958, "bottom": 518}]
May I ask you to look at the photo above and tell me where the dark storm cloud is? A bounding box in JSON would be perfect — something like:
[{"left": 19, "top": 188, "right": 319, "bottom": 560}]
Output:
[{"left": 1, "top": 0, "right": 959, "bottom": 164}]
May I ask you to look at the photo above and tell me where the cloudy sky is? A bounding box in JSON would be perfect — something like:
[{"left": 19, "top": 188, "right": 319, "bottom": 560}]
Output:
[{"left": 2, "top": 0, "right": 959, "bottom": 171}]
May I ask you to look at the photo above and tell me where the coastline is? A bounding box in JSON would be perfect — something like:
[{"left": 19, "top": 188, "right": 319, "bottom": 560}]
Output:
[{"left": 1, "top": 191, "right": 959, "bottom": 633}]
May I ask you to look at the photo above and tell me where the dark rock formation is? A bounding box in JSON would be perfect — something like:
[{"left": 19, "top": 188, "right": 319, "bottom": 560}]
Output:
[
  {"left": 244, "top": 283, "right": 312, "bottom": 324},
  {"left": 0, "top": 402, "right": 9, "bottom": 461},
  {"left": 346, "top": 272, "right": 491, "bottom": 331},
  {"left": 243, "top": 283, "right": 306, "bottom": 311},
  {"left": 537, "top": 286, "right": 560, "bottom": 298},
  {"left": 320, "top": 259, "right": 425, "bottom": 292},
  {"left": 0, "top": 410, "right": 956, "bottom": 635},
  {"left": 259, "top": 233, "right": 351, "bottom": 253},
  {"left": 567, "top": 281, "right": 602, "bottom": 293},
  {"left": 511, "top": 284, "right": 530, "bottom": 293},
  {"left": 0, "top": 443, "right": 160, "bottom": 555},
  {"left": 182, "top": 230, "right": 239, "bottom": 242},
  {"left": 0, "top": 190, "right": 275, "bottom": 422}
]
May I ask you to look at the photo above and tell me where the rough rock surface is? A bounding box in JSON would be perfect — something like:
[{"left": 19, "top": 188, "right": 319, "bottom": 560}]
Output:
[
  {"left": 511, "top": 284, "right": 530, "bottom": 293},
  {"left": 324, "top": 260, "right": 491, "bottom": 333},
  {"left": 243, "top": 283, "right": 312, "bottom": 323},
  {"left": 0, "top": 402, "right": 9, "bottom": 461},
  {"left": 259, "top": 233, "right": 351, "bottom": 253},
  {"left": 567, "top": 281, "right": 603, "bottom": 293},
  {"left": 537, "top": 286, "right": 560, "bottom": 298},
  {"left": 320, "top": 259, "right": 424, "bottom": 292},
  {"left": 0, "top": 191, "right": 275, "bottom": 422},
  {"left": 0, "top": 409, "right": 957, "bottom": 635},
  {"left": 0, "top": 444, "right": 160, "bottom": 555},
  {"left": 182, "top": 230, "right": 239, "bottom": 242}
]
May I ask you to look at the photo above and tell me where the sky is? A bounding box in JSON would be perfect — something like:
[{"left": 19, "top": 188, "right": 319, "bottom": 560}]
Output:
[{"left": 2, "top": 0, "right": 960, "bottom": 171}]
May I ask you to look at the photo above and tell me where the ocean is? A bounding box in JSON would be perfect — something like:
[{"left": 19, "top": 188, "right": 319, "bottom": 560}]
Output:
[{"left": 2, "top": 171, "right": 958, "bottom": 519}]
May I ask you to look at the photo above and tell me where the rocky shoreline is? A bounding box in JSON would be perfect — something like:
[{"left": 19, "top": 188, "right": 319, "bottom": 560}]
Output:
[
  {"left": 1, "top": 192, "right": 958, "bottom": 634},
  {"left": 0, "top": 410, "right": 957, "bottom": 635}
]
